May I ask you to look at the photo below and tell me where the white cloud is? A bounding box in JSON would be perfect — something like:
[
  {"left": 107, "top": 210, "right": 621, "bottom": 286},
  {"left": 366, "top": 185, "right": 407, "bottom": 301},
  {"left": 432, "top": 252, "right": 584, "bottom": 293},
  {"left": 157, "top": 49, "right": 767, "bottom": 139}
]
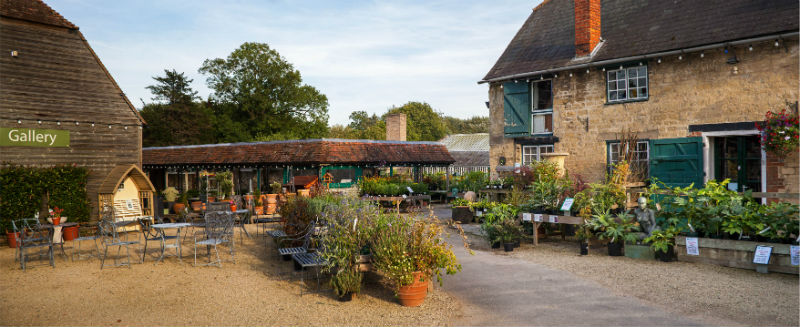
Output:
[{"left": 48, "top": 0, "right": 536, "bottom": 125}]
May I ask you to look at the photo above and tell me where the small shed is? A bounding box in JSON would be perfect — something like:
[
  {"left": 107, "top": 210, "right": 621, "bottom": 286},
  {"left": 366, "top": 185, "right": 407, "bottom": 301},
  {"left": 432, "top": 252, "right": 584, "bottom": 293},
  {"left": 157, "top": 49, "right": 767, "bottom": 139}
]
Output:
[{"left": 98, "top": 164, "right": 156, "bottom": 223}]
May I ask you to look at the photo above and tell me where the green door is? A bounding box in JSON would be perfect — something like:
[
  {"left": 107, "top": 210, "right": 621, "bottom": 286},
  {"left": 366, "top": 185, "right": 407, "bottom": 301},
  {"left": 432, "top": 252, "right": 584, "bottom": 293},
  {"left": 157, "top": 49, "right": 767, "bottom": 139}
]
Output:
[
  {"left": 713, "top": 136, "right": 761, "bottom": 192},
  {"left": 649, "top": 137, "right": 704, "bottom": 188}
]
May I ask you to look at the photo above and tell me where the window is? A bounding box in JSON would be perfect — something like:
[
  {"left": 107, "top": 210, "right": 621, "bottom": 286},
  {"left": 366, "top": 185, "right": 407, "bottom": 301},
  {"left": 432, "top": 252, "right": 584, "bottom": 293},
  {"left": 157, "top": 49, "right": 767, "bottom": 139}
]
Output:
[
  {"left": 607, "top": 66, "right": 648, "bottom": 103},
  {"left": 608, "top": 140, "right": 649, "bottom": 178},
  {"left": 531, "top": 80, "right": 553, "bottom": 134},
  {"left": 522, "top": 145, "right": 554, "bottom": 165}
]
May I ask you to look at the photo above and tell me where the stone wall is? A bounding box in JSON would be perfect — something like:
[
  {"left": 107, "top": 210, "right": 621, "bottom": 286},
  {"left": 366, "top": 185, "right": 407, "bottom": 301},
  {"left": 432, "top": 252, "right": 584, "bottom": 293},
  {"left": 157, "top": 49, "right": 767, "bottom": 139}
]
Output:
[{"left": 488, "top": 40, "right": 799, "bottom": 194}]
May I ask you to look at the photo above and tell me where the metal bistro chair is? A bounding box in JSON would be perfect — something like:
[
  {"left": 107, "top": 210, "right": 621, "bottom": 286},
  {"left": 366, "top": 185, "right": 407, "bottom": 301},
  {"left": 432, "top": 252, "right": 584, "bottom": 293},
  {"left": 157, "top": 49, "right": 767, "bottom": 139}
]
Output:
[
  {"left": 138, "top": 216, "right": 179, "bottom": 263},
  {"left": 98, "top": 205, "right": 139, "bottom": 269},
  {"left": 13, "top": 218, "right": 54, "bottom": 271},
  {"left": 194, "top": 211, "right": 235, "bottom": 267},
  {"left": 72, "top": 222, "right": 101, "bottom": 261}
]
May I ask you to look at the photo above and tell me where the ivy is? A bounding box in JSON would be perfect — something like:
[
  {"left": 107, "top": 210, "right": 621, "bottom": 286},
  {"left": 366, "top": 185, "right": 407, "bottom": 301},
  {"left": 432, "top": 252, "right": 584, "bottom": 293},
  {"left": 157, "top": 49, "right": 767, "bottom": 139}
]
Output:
[{"left": 0, "top": 164, "right": 91, "bottom": 232}]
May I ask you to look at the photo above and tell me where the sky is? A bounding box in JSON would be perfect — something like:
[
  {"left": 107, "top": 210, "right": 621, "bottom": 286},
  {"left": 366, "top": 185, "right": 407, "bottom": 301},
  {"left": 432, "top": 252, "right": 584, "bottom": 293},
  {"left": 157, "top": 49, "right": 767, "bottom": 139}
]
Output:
[{"left": 48, "top": 0, "right": 539, "bottom": 126}]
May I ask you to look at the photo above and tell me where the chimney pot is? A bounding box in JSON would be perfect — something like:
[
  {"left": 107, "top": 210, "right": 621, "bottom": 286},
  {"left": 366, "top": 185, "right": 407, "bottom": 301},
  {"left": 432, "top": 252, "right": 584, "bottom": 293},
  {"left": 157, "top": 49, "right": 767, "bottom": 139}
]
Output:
[{"left": 385, "top": 113, "right": 407, "bottom": 141}]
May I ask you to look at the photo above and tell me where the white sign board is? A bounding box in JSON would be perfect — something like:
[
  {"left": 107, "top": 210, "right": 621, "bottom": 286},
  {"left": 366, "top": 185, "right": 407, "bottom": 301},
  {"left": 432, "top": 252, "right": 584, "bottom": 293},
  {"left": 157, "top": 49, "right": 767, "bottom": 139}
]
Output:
[
  {"left": 522, "top": 213, "right": 532, "bottom": 222},
  {"left": 560, "top": 198, "right": 574, "bottom": 212},
  {"left": 533, "top": 214, "right": 542, "bottom": 222},
  {"left": 406, "top": 186, "right": 414, "bottom": 194},
  {"left": 685, "top": 237, "right": 700, "bottom": 256},
  {"left": 790, "top": 245, "right": 800, "bottom": 266},
  {"left": 476, "top": 211, "right": 483, "bottom": 217},
  {"left": 549, "top": 215, "right": 558, "bottom": 223},
  {"left": 753, "top": 246, "right": 773, "bottom": 265}
]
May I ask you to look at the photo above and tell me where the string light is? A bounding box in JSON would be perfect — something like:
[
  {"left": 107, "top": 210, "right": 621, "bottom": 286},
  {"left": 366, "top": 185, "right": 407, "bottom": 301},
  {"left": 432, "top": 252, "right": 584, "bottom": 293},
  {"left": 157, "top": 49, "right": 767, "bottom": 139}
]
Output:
[
  {"left": 38, "top": 120, "right": 42, "bottom": 124},
  {"left": 748, "top": 45, "right": 753, "bottom": 51},
  {"left": 700, "top": 53, "right": 704, "bottom": 58},
  {"left": 601, "top": 67, "right": 605, "bottom": 72},
  {"left": 17, "top": 119, "right": 21, "bottom": 124},
  {"left": 568, "top": 72, "right": 573, "bottom": 77},
  {"left": 586, "top": 68, "right": 590, "bottom": 73},
  {"left": 774, "top": 40, "right": 779, "bottom": 47},
  {"left": 678, "top": 55, "right": 683, "bottom": 60},
  {"left": 57, "top": 121, "right": 61, "bottom": 125},
  {"left": 657, "top": 58, "right": 661, "bottom": 63}
]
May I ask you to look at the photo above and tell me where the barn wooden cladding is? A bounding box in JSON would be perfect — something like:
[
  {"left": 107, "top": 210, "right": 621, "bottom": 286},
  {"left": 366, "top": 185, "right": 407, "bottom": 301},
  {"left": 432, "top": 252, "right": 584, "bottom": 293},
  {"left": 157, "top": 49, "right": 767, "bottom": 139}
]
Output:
[{"left": 0, "top": 0, "right": 144, "bottom": 220}]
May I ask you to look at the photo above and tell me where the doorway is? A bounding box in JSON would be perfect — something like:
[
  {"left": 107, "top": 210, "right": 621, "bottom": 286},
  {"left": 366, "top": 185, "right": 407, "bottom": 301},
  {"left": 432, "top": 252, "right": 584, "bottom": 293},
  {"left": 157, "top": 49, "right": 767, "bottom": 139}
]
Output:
[{"left": 712, "top": 135, "right": 761, "bottom": 192}]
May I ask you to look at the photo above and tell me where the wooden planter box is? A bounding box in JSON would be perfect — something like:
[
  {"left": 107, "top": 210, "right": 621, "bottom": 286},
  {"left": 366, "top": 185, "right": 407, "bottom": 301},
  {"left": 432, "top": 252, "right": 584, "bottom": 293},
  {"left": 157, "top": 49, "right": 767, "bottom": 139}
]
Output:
[
  {"left": 675, "top": 236, "right": 798, "bottom": 275},
  {"left": 451, "top": 206, "right": 473, "bottom": 224}
]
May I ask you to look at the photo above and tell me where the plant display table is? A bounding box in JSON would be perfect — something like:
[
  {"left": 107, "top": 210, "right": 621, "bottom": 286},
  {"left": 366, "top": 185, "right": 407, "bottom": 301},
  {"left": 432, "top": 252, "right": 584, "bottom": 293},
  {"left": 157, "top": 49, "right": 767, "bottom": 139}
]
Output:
[
  {"left": 363, "top": 195, "right": 431, "bottom": 212},
  {"left": 518, "top": 213, "right": 583, "bottom": 245}
]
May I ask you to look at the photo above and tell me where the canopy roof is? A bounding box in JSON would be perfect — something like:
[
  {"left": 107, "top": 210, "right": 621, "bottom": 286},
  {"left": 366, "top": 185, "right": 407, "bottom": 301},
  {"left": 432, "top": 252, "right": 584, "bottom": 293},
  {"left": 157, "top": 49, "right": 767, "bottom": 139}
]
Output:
[
  {"left": 143, "top": 139, "right": 456, "bottom": 167},
  {"left": 98, "top": 164, "right": 156, "bottom": 194}
]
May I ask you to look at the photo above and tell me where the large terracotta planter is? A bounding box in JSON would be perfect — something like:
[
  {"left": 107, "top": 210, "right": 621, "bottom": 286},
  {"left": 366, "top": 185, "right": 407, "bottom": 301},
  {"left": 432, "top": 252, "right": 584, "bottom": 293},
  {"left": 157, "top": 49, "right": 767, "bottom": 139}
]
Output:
[
  {"left": 265, "top": 194, "right": 278, "bottom": 214},
  {"left": 62, "top": 225, "right": 79, "bottom": 241},
  {"left": 173, "top": 203, "right": 186, "bottom": 214},
  {"left": 52, "top": 217, "right": 61, "bottom": 225},
  {"left": 190, "top": 201, "right": 203, "bottom": 212},
  {"left": 6, "top": 232, "right": 19, "bottom": 248},
  {"left": 254, "top": 206, "right": 264, "bottom": 215},
  {"left": 397, "top": 271, "right": 429, "bottom": 307}
]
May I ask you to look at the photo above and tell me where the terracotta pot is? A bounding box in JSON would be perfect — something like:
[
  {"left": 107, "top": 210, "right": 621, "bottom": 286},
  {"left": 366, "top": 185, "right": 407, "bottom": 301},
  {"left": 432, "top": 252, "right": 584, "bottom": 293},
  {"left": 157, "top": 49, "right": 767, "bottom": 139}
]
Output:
[
  {"left": 7, "top": 232, "right": 19, "bottom": 248},
  {"left": 266, "top": 194, "right": 278, "bottom": 204},
  {"left": 190, "top": 201, "right": 203, "bottom": 212},
  {"left": 173, "top": 203, "right": 186, "bottom": 214},
  {"left": 297, "top": 189, "right": 310, "bottom": 197},
  {"left": 52, "top": 217, "right": 61, "bottom": 225},
  {"left": 254, "top": 206, "right": 263, "bottom": 215},
  {"left": 230, "top": 204, "right": 237, "bottom": 212},
  {"left": 63, "top": 225, "right": 79, "bottom": 241},
  {"left": 244, "top": 195, "right": 253, "bottom": 202},
  {"left": 397, "top": 271, "right": 429, "bottom": 307},
  {"left": 207, "top": 196, "right": 216, "bottom": 203},
  {"left": 265, "top": 203, "right": 277, "bottom": 215}
]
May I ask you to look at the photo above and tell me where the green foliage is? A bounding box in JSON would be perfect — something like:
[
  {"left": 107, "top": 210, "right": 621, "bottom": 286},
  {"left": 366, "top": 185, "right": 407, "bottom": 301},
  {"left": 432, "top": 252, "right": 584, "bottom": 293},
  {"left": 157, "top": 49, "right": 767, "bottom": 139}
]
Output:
[
  {"left": 480, "top": 204, "right": 519, "bottom": 244},
  {"left": 270, "top": 181, "right": 282, "bottom": 194},
  {"left": 756, "top": 108, "right": 799, "bottom": 158},
  {"left": 0, "top": 165, "right": 90, "bottom": 231},
  {"left": 451, "top": 198, "right": 470, "bottom": 207},
  {"left": 216, "top": 171, "right": 233, "bottom": 199},
  {"left": 146, "top": 69, "right": 199, "bottom": 104},
  {"left": 278, "top": 196, "right": 315, "bottom": 240},
  {"left": 423, "top": 172, "right": 447, "bottom": 191},
  {"left": 357, "top": 177, "right": 428, "bottom": 196},
  {"left": 586, "top": 210, "right": 640, "bottom": 244},
  {"left": 385, "top": 102, "right": 447, "bottom": 141},
  {"left": 443, "top": 116, "right": 489, "bottom": 134},
  {"left": 491, "top": 220, "right": 524, "bottom": 244},
  {"left": 330, "top": 269, "right": 363, "bottom": 297},
  {"left": 140, "top": 69, "right": 215, "bottom": 147},
  {"left": 457, "top": 171, "right": 487, "bottom": 193},
  {"left": 199, "top": 42, "right": 329, "bottom": 141},
  {"left": 252, "top": 189, "right": 262, "bottom": 206},
  {"left": 644, "top": 228, "right": 679, "bottom": 253}
]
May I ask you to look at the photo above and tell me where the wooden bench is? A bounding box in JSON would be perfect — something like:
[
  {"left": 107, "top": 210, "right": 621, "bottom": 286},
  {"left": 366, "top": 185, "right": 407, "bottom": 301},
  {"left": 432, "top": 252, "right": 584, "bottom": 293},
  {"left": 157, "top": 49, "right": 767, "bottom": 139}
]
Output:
[{"left": 113, "top": 199, "right": 148, "bottom": 232}]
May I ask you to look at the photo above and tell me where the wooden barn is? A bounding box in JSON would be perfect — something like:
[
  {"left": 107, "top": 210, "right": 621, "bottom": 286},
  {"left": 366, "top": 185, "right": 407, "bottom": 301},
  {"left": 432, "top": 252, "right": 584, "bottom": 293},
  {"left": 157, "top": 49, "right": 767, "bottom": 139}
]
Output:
[{"left": 0, "top": 0, "right": 145, "bottom": 219}]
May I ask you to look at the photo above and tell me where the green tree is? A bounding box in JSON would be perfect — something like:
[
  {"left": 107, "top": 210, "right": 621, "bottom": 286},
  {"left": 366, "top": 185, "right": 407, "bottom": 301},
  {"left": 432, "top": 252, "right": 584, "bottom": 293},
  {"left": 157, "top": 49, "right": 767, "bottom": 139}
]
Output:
[
  {"left": 348, "top": 111, "right": 385, "bottom": 140},
  {"left": 385, "top": 102, "right": 446, "bottom": 141},
  {"left": 199, "top": 42, "right": 329, "bottom": 140},
  {"left": 140, "top": 70, "right": 215, "bottom": 147},
  {"left": 444, "top": 116, "right": 489, "bottom": 134}
]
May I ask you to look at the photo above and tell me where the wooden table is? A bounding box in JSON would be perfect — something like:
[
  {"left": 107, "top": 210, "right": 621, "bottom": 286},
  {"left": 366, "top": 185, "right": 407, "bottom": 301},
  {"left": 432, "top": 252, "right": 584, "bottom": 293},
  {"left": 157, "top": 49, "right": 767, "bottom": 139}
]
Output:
[
  {"left": 479, "top": 188, "right": 511, "bottom": 202},
  {"left": 518, "top": 213, "right": 584, "bottom": 245},
  {"left": 363, "top": 195, "right": 431, "bottom": 212}
]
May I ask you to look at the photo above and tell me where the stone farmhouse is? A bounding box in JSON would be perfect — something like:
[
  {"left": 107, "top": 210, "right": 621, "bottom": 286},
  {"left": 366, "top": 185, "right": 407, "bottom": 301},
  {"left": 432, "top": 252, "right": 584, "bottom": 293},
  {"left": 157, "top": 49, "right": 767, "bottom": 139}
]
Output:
[{"left": 481, "top": 0, "right": 799, "bottom": 196}]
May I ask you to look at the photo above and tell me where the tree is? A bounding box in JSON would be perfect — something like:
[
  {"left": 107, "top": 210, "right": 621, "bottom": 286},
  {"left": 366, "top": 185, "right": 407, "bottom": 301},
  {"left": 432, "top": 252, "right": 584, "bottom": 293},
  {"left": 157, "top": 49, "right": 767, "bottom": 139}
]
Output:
[
  {"left": 199, "top": 42, "right": 329, "bottom": 140},
  {"left": 443, "top": 116, "right": 489, "bottom": 134},
  {"left": 140, "top": 70, "right": 214, "bottom": 147},
  {"left": 385, "top": 102, "right": 447, "bottom": 141},
  {"left": 145, "top": 69, "right": 199, "bottom": 104},
  {"left": 348, "top": 111, "right": 385, "bottom": 140}
]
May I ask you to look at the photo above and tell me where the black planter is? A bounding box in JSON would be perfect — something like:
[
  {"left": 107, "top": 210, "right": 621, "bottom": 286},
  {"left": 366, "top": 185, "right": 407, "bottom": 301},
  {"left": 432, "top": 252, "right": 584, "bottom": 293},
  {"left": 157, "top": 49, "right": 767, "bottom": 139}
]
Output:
[
  {"left": 579, "top": 241, "right": 588, "bottom": 255},
  {"left": 337, "top": 293, "right": 354, "bottom": 302},
  {"left": 503, "top": 243, "right": 515, "bottom": 252},
  {"left": 607, "top": 242, "right": 624, "bottom": 256},
  {"left": 491, "top": 241, "right": 501, "bottom": 249},
  {"left": 654, "top": 245, "right": 675, "bottom": 262}
]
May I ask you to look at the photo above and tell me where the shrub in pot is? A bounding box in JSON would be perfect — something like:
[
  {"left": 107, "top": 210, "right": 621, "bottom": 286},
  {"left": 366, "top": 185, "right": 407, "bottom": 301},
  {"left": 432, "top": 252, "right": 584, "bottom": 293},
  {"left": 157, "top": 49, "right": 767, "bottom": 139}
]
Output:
[
  {"left": 587, "top": 210, "right": 639, "bottom": 256},
  {"left": 644, "top": 228, "right": 678, "bottom": 262},
  {"left": 252, "top": 189, "right": 263, "bottom": 215}
]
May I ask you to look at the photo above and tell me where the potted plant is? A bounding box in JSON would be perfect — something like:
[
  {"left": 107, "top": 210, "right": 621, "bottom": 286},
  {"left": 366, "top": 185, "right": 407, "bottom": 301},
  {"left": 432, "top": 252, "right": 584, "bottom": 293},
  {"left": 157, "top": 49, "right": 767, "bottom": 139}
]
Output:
[
  {"left": 252, "top": 188, "right": 263, "bottom": 215},
  {"left": 451, "top": 198, "right": 472, "bottom": 224},
  {"left": 644, "top": 227, "right": 678, "bottom": 262},
  {"left": 575, "top": 223, "right": 592, "bottom": 255},
  {"left": 173, "top": 192, "right": 188, "bottom": 214},
  {"left": 586, "top": 210, "right": 639, "bottom": 256},
  {"left": 330, "top": 269, "right": 362, "bottom": 301},
  {"left": 266, "top": 181, "right": 281, "bottom": 214},
  {"left": 371, "top": 213, "right": 462, "bottom": 307},
  {"left": 493, "top": 221, "right": 523, "bottom": 252},
  {"left": 217, "top": 171, "right": 234, "bottom": 200}
]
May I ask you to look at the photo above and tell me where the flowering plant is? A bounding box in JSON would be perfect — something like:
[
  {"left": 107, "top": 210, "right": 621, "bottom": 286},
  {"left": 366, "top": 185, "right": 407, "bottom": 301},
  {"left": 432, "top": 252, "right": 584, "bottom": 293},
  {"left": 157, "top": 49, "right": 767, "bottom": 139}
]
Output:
[
  {"left": 370, "top": 211, "right": 462, "bottom": 289},
  {"left": 756, "top": 109, "right": 799, "bottom": 158},
  {"left": 51, "top": 206, "right": 63, "bottom": 219}
]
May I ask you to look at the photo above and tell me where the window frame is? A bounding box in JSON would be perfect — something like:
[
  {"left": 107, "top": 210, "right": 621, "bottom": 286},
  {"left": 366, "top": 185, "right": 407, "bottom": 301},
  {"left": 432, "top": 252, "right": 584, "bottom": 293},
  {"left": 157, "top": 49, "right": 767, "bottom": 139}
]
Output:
[
  {"left": 529, "top": 79, "right": 554, "bottom": 135},
  {"left": 606, "top": 64, "right": 649, "bottom": 104},
  {"left": 522, "top": 144, "right": 554, "bottom": 166},
  {"left": 606, "top": 140, "right": 650, "bottom": 176}
]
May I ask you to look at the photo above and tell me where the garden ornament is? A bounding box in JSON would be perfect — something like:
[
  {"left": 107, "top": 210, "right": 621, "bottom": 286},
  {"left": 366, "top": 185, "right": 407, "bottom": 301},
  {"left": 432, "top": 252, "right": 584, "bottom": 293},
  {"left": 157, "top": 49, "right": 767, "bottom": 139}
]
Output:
[{"left": 633, "top": 196, "right": 659, "bottom": 239}]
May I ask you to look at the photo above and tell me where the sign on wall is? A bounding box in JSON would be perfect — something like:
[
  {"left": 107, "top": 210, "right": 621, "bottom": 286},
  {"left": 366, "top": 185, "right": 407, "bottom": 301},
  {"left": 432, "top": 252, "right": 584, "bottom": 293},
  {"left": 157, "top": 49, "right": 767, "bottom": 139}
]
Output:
[{"left": 0, "top": 128, "right": 69, "bottom": 147}]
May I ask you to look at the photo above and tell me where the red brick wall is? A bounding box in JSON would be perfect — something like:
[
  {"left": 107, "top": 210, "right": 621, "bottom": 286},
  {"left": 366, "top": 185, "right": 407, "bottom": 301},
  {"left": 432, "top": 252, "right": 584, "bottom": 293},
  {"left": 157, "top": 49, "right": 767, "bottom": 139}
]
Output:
[
  {"left": 766, "top": 149, "right": 799, "bottom": 204},
  {"left": 574, "top": 0, "right": 601, "bottom": 57}
]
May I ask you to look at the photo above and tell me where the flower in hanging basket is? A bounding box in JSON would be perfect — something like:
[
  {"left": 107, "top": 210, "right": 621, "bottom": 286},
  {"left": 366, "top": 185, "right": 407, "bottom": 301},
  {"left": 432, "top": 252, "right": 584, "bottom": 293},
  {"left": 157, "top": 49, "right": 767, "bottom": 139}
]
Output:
[{"left": 756, "top": 109, "right": 799, "bottom": 158}]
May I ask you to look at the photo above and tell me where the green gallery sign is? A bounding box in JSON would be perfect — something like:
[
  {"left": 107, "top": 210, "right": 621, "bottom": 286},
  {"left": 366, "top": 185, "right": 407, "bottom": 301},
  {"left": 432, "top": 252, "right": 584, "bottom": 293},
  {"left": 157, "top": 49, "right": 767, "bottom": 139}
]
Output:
[{"left": 0, "top": 127, "right": 70, "bottom": 147}]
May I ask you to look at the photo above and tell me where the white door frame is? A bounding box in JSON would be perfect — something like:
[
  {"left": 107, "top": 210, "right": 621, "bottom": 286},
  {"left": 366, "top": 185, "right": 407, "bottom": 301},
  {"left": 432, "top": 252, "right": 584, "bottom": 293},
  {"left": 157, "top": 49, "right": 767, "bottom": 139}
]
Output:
[{"left": 701, "top": 130, "right": 765, "bottom": 204}]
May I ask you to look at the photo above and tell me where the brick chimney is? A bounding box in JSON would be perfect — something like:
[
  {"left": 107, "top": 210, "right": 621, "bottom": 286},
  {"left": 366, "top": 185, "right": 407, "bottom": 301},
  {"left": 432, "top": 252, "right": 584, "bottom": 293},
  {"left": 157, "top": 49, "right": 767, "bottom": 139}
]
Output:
[
  {"left": 385, "top": 113, "right": 407, "bottom": 141},
  {"left": 574, "top": 0, "right": 601, "bottom": 57}
]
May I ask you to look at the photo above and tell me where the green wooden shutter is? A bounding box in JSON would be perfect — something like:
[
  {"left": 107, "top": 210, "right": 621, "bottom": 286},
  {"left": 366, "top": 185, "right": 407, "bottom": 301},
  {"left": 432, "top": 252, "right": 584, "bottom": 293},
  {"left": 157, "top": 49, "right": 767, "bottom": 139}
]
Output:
[
  {"left": 649, "top": 137, "right": 704, "bottom": 188},
  {"left": 503, "top": 81, "right": 530, "bottom": 136}
]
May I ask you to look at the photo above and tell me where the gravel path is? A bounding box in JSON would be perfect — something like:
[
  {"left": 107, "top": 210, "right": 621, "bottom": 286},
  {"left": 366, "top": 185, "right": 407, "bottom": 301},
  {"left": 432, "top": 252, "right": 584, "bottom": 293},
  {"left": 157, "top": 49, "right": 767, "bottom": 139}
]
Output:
[
  {"left": 435, "top": 205, "right": 799, "bottom": 327},
  {"left": 0, "top": 225, "right": 460, "bottom": 326}
]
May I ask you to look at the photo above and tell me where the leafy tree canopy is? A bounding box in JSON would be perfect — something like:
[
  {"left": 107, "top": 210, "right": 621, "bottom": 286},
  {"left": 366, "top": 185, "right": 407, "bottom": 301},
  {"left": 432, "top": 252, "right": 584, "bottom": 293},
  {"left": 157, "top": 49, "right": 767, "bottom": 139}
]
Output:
[
  {"left": 140, "top": 69, "right": 214, "bottom": 147},
  {"left": 385, "top": 101, "right": 447, "bottom": 141},
  {"left": 199, "top": 42, "right": 329, "bottom": 140},
  {"left": 145, "top": 69, "right": 199, "bottom": 105}
]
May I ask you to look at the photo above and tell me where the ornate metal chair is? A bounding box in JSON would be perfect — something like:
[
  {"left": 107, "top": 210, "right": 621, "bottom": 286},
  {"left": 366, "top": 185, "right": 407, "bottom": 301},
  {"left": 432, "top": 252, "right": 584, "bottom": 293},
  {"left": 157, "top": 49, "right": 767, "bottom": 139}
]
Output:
[
  {"left": 98, "top": 205, "right": 139, "bottom": 269},
  {"left": 13, "top": 218, "right": 54, "bottom": 271},
  {"left": 193, "top": 211, "right": 235, "bottom": 267},
  {"left": 71, "top": 222, "right": 101, "bottom": 261}
]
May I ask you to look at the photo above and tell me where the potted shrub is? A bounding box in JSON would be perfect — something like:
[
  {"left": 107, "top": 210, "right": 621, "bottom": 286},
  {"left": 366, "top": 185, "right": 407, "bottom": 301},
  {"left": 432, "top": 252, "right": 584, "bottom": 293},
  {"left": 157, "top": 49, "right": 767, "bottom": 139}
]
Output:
[
  {"left": 644, "top": 228, "right": 679, "bottom": 262},
  {"left": 173, "top": 192, "right": 188, "bottom": 214},
  {"left": 493, "top": 221, "right": 523, "bottom": 252},
  {"left": 216, "top": 171, "right": 234, "bottom": 200},
  {"left": 451, "top": 198, "right": 472, "bottom": 224},
  {"left": 575, "top": 223, "right": 592, "bottom": 255},
  {"left": 252, "top": 188, "right": 263, "bottom": 215},
  {"left": 587, "top": 210, "right": 639, "bottom": 256},
  {"left": 266, "top": 181, "right": 281, "bottom": 214},
  {"left": 371, "top": 213, "right": 462, "bottom": 307}
]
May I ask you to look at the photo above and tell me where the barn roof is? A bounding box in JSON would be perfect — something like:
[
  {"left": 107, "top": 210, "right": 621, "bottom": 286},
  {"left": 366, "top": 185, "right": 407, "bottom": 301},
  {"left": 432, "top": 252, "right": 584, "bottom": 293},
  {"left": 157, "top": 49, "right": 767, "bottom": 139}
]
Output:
[{"left": 143, "top": 139, "right": 456, "bottom": 167}]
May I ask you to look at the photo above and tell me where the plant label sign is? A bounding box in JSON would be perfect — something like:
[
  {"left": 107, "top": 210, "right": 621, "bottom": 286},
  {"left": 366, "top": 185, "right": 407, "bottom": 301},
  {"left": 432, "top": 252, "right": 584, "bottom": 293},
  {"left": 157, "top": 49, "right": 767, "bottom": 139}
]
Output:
[
  {"left": 533, "top": 214, "right": 542, "bottom": 222},
  {"left": 752, "top": 246, "right": 773, "bottom": 265},
  {"left": 406, "top": 186, "right": 414, "bottom": 194},
  {"left": 685, "top": 237, "right": 700, "bottom": 256},
  {"left": 549, "top": 215, "right": 558, "bottom": 223},
  {"left": 790, "top": 245, "right": 800, "bottom": 266},
  {"left": 522, "top": 213, "right": 532, "bottom": 222},
  {"left": 560, "top": 198, "right": 574, "bottom": 212}
]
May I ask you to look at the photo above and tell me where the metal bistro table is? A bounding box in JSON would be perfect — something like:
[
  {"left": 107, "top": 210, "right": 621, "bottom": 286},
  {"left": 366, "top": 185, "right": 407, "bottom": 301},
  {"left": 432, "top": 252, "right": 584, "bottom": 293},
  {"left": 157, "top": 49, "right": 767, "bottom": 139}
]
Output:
[
  {"left": 150, "top": 222, "right": 192, "bottom": 263},
  {"left": 233, "top": 209, "right": 251, "bottom": 238},
  {"left": 41, "top": 222, "right": 78, "bottom": 259}
]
